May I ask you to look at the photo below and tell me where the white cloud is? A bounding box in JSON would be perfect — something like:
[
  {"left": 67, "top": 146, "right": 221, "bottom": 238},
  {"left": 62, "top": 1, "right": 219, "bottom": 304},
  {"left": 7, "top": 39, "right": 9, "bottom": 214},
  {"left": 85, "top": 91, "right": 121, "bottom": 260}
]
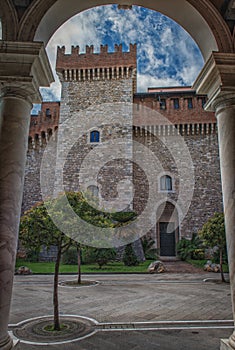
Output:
[
  {"left": 137, "top": 74, "right": 181, "bottom": 92},
  {"left": 41, "top": 5, "right": 203, "bottom": 100}
]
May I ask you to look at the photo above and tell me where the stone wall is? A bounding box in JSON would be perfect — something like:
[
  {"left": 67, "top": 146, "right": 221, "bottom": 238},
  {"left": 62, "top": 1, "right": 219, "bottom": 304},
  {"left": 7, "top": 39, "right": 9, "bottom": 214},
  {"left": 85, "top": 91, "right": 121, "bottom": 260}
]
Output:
[
  {"left": 133, "top": 127, "right": 223, "bottom": 247},
  {"left": 21, "top": 45, "right": 223, "bottom": 257}
]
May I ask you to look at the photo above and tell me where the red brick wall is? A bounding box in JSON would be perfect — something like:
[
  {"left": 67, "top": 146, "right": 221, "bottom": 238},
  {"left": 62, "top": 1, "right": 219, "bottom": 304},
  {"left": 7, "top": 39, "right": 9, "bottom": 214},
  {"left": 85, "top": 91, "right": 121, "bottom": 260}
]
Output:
[
  {"left": 29, "top": 102, "right": 60, "bottom": 138},
  {"left": 133, "top": 93, "right": 215, "bottom": 125},
  {"left": 56, "top": 44, "right": 137, "bottom": 71}
]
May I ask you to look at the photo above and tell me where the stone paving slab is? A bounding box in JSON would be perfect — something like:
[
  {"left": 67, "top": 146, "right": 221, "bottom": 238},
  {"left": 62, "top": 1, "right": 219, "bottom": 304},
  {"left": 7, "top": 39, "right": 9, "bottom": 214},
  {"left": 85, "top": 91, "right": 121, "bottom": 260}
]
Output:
[
  {"left": 12, "top": 329, "right": 233, "bottom": 350},
  {"left": 10, "top": 272, "right": 233, "bottom": 349}
]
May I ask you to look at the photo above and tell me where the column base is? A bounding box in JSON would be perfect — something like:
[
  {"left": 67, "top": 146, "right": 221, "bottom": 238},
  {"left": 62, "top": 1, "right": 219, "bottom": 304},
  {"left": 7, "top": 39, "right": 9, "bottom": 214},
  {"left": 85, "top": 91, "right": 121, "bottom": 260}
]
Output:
[
  {"left": 221, "top": 339, "right": 235, "bottom": 350},
  {"left": 13, "top": 339, "right": 20, "bottom": 349},
  {"left": 8, "top": 332, "right": 20, "bottom": 349}
]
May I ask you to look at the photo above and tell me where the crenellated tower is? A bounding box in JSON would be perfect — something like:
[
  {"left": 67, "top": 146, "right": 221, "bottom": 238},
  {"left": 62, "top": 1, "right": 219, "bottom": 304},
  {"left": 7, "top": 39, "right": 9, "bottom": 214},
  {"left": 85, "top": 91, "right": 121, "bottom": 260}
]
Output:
[
  {"left": 56, "top": 44, "right": 137, "bottom": 99},
  {"left": 54, "top": 44, "right": 137, "bottom": 217}
]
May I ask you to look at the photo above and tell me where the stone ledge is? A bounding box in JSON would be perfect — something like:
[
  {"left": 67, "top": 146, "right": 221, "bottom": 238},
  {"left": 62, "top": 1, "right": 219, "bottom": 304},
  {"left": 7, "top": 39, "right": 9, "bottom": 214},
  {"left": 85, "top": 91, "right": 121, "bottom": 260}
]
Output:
[{"left": 221, "top": 339, "right": 234, "bottom": 350}]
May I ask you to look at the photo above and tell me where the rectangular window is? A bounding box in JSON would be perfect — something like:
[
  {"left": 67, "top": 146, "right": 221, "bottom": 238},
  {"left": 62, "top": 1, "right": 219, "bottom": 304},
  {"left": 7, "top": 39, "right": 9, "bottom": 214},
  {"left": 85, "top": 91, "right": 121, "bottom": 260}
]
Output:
[
  {"left": 160, "top": 99, "right": 166, "bottom": 110},
  {"left": 187, "top": 98, "right": 193, "bottom": 109},
  {"left": 201, "top": 97, "right": 207, "bottom": 108},
  {"left": 173, "top": 98, "right": 179, "bottom": 109},
  {"left": 46, "top": 108, "right": 51, "bottom": 117}
]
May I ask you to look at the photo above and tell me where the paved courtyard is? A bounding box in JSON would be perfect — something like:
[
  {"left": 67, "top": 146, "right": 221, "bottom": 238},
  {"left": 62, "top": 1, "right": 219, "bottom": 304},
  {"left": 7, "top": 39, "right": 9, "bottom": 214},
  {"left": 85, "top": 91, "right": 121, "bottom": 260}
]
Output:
[{"left": 9, "top": 271, "right": 233, "bottom": 349}]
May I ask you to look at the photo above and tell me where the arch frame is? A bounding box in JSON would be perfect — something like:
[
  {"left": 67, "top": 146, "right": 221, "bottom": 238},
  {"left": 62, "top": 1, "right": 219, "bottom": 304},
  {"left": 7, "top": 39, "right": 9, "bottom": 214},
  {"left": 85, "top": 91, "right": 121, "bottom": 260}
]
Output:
[
  {"left": 4, "top": 0, "right": 231, "bottom": 61},
  {"left": 0, "top": 0, "right": 18, "bottom": 40}
]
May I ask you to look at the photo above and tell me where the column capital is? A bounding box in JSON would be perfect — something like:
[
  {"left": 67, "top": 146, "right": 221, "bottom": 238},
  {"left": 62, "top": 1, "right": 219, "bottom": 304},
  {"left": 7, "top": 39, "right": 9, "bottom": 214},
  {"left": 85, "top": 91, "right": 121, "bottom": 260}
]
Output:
[
  {"left": 0, "top": 41, "right": 54, "bottom": 104},
  {"left": 193, "top": 52, "right": 235, "bottom": 111}
]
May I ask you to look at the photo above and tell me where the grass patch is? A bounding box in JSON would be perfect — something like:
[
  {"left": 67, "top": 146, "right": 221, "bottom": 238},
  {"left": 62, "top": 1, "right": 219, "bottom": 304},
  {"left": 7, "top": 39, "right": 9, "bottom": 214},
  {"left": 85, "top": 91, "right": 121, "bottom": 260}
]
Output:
[
  {"left": 43, "top": 324, "right": 68, "bottom": 332},
  {"left": 15, "top": 259, "right": 154, "bottom": 274}
]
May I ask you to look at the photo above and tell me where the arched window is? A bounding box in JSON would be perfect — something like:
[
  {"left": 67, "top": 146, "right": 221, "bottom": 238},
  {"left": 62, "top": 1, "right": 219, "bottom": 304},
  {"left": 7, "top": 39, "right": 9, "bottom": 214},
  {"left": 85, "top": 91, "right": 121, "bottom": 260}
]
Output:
[
  {"left": 160, "top": 175, "right": 172, "bottom": 191},
  {"left": 87, "top": 185, "right": 99, "bottom": 198},
  {"left": 90, "top": 130, "right": 100, "bottom": 143}
]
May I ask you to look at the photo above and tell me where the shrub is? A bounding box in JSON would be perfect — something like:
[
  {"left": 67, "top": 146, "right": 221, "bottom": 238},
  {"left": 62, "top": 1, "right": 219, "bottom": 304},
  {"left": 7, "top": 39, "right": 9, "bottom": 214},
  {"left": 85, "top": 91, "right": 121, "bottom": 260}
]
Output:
[
  {"left": 123, "top": 243, "right": 139, "bottom": 266},
  {"left": 141, "top": 236, "right": 158, "bottom": 260},
  {"left": 25, "top": 249, "right": 40, "bottom": 262},
  {"left": 192, "top": 248, "right": 205, "bottom": 260},
  {"left": 83, "top": 247, "right": 116, "bottom": 269},
  {"left": 62, "top": 247, "right": 78, "bottom": 265},
  {"left": 177, "top": 234, "right": 202, "bottom": 261}
]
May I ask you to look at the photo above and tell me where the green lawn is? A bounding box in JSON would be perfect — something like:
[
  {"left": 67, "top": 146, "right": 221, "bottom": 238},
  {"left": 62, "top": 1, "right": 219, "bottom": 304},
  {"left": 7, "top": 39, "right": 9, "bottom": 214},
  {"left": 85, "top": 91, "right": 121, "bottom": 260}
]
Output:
[
  {"left": 16, "top": 258, "right": 229, "bottom": 274},
  {"left": 15, "top": 259, "right": 154, "bottom": 274}
]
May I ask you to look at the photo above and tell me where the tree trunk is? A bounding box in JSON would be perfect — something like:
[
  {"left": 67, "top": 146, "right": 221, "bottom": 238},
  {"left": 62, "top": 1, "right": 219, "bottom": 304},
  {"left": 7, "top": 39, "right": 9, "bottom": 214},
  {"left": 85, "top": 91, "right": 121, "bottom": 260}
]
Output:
[
  {"left": 220, "top": 248, "right": 226, "bottom": 283},
  {"left": 53, "top": 245, "right": 62, "bottom": 330},
  {"left": 77, "top": 247, "right": 81, "bottom": 284}
]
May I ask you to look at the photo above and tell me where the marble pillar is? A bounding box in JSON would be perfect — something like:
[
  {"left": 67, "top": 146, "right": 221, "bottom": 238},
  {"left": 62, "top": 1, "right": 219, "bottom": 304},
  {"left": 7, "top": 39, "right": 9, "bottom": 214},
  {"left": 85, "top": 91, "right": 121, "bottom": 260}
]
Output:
[
  {"left": 193, "top": 52, "right": 235, "bottom": 350},
  {"left": 0, "top": 96, "right": 32, "bottom": 350},
  {"left": 0, "top": 41, "right": 53, "bottom": 350},
  {"left": 215, "top": 95, "right": 235, "bottom": 349}
]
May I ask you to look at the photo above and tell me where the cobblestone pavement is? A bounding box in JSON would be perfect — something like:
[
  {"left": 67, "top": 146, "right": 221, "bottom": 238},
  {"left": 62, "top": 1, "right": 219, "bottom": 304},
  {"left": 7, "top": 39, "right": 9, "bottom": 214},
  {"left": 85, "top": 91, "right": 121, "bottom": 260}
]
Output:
[{"left": 9, "top": 270, "right": 233, "bottom": 349}]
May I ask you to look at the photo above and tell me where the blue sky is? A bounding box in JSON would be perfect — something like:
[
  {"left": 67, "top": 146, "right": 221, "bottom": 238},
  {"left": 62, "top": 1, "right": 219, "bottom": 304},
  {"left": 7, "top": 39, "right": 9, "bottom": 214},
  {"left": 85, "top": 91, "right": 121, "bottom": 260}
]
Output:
[{"left": 38, "top": 5, "right": 204, "bottom": 106}]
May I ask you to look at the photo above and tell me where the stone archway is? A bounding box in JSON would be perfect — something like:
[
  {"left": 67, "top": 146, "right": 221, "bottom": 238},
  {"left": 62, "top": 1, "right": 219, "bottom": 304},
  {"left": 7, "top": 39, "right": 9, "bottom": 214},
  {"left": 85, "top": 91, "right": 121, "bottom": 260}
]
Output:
[
  {"left": 0, "top": 1, "right": 234, "bottom": 350},
  {"left": 0, "top": 0, "right": 232, "bottom": 58},
  {"left": 32, "top": 0, "right": 231, "bottom": 59}
]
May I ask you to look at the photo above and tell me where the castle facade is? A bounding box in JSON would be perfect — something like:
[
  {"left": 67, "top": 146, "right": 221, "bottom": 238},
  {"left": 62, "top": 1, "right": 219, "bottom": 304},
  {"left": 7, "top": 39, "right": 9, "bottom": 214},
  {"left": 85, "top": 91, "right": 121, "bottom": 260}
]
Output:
[{"left": 22, "top": 44, "right": 223, "bottom": 258}]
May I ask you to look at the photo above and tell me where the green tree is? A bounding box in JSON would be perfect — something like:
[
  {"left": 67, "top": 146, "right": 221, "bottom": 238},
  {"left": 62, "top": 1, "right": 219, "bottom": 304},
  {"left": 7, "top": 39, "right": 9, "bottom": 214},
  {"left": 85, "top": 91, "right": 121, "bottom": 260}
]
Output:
[
  {"left": 20, "top": 200, "right": 74, "bottom": 331},
  {"left": 20, "top": 191, "right": 138, "bottom": 330},
  {"left": 83, "top": 246, "right": 116, "bottom": 269},
  {"left": 123, "top": 243, "right": 139, "bottom": 266},
  {"left": 198, "top": 212, "right": 227, "bottom": 282}
]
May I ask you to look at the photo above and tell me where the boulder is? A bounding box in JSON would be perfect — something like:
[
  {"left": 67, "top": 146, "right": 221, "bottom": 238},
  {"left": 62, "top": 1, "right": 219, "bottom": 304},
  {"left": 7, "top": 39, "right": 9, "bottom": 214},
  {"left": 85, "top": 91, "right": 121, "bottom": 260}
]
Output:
[
  {"left": 15, "top": 266, "right": 32, "bottom": 275},
  {"left": 203, "top": 260, "right": 220, "bottom": 273},
  {"left": 148, "top": 260, "right": 166, "bottom": 273}
]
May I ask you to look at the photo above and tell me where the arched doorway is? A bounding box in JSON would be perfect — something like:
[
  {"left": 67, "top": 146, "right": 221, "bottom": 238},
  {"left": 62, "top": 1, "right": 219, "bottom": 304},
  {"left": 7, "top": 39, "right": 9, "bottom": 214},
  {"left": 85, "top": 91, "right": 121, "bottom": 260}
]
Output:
[{"left": 157, "top": 201, "right": 179, "bottom": 258}]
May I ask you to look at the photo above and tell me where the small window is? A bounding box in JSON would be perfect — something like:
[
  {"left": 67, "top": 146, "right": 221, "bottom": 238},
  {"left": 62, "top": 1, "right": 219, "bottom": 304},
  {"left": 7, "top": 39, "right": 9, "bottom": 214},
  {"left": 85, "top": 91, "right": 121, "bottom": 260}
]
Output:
[
  {"left": 90, "top": 130, "right": 100, "bottom": 143},
  {"left": 173, "top": 98, "right": 179, "bottom": 109},
  {"left": 46, "top": 108, "right": 51, "bottom": 117},
  {"left": 187, "top": 98, "right": 193, "bottom": 109},
  {"left": 160, "top": 175, "right": 172, "bottom": 191},
  {"left": 160, "top": 99, "right": 166, "bottom": 110}
]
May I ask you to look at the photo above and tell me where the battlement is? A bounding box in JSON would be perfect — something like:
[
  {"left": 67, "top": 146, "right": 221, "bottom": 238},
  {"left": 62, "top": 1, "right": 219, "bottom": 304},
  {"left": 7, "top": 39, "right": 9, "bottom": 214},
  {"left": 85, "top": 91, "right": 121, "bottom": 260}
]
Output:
[{"left": 56, "top": 44, "right": 137, "bottom": 82}]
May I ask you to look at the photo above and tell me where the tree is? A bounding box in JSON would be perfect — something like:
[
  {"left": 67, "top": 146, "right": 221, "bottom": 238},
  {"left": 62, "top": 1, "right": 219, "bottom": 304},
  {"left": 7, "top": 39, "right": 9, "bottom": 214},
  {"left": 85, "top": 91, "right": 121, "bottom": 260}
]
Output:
[
  {"left": 83, "top": 246, "right": 116, "bottom": 269},
  {"left": 62, "top": 244, "right": 82, "bottom": 284},
  {"left": 20, "top": 191, "right": 138, "bottom": 330},
  {"left": 123, "top": 243, "right": 139, "bottom": 266},
  {"left": 20, "top": 200, "right": 74, "bottom": 331},
  {"left": 198, "top": 212, "right": 227, "bottom": 282}
]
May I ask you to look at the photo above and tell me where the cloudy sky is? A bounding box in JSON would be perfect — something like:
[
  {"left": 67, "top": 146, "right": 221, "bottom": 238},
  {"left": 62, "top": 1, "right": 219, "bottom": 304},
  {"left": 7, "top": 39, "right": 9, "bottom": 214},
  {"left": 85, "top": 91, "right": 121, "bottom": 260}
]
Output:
[{"left": 39, "top": 5, "right": 204, "bottom": 105}]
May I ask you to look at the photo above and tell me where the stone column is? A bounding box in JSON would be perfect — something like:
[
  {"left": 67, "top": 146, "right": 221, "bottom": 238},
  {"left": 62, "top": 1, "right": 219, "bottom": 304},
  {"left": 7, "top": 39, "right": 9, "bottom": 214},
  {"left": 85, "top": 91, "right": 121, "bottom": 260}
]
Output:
[
  {"left": 193, "top": 52, "right": 235, "bottom": 350},
  {"left": 215, "top": 94, "right": 235, "bottom": 350},
  {"left": 0, "top": 41, "right": 53, "bottom": 350}
]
